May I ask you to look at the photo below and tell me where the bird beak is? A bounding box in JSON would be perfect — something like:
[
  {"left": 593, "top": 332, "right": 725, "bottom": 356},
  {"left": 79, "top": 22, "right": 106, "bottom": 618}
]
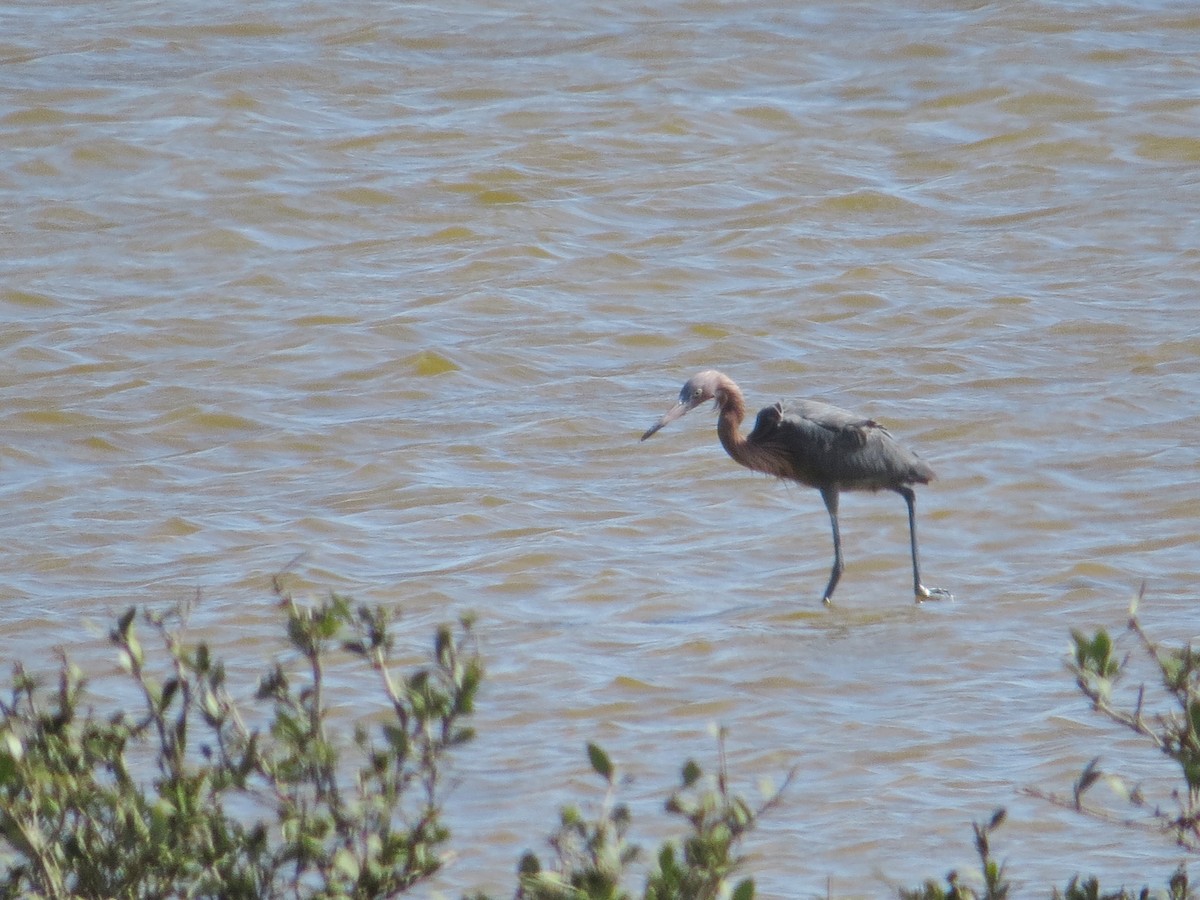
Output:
[{"left": 640, "top": 399, "right": 691, "bottom": 441}]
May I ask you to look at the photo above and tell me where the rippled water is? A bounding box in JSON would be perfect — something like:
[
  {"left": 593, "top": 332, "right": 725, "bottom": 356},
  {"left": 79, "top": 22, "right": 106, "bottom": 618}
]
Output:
[{"left": 3, "top": 1, "right": 1199, "bottom": 895}]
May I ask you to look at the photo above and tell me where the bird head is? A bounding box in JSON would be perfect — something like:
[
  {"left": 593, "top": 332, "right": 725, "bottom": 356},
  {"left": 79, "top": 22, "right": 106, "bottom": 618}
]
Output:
[{"left": 640, "top": 370, "right": 723, "bottom": 441}]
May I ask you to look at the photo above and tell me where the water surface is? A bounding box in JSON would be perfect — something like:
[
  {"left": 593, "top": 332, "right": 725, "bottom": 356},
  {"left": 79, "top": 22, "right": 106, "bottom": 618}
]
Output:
[{"left": 2, "top": 1, "right": 1199, "bottom": 896}]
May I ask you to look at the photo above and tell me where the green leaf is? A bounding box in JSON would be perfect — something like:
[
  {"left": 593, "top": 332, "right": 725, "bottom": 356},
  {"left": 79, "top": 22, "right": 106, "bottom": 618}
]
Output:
[
  {"left": 732, "top": 878, "right": 756, "bottom": 900},
  {"left": 657, "top": 843, "right": 679, "bottom": 877},
  {"left": 435, "top": 625, "right": 452, "bottom": 663},
  {"left": 518, "top": 851, "right": 541, "bottom": 877},
  {"left": 1183, "top": 758, "right": 1200, "bottom": 793},
  {"left": 1075, "top": 757, "right": 1102, "bottom": 805},
  {"left": 125, "top": 632, "right": 143, "bottom": 668},
  {"left": 0, "top": 757, "right": 15, "bottom": 788},
  {"left": 160, "top": 678, "right": 179, "bottom": 712},
  {"left": 587, "top": 742, "right": 614, "bottom": 782},
  {"left": 332, "top": 847, "right": 361, "bottom": 882},
  {"left": 195, "top": 642, "right": 210, "bottom": 674},
  {"left": 1, "top": 731, "right": 22, "bottom": 763},
  {"left": 560, "top": 805, "right": 583, "bottom": 827}
]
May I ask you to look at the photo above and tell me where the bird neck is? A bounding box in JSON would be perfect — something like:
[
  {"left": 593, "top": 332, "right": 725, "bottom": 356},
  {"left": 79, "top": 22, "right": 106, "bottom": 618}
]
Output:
[{"left": 714, "top": 381, "right": 752, "bottom": 467}]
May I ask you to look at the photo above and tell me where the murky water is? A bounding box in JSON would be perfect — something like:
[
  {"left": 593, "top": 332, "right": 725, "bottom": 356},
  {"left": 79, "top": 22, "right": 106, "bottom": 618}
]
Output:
[{"left": 3, "top": 1, "right": 1199, "bottom": 895}]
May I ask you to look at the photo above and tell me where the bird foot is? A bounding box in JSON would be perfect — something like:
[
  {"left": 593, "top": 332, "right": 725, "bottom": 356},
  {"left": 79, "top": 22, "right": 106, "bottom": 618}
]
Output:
[{"left": 916, "top": 585, "right": 953, "bottom": 603}]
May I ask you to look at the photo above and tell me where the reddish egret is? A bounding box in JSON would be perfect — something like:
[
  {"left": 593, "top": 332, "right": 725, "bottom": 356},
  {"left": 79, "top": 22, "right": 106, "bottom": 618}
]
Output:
[{"left": 641, "top": 370, "right": 951, "bottom": 605}]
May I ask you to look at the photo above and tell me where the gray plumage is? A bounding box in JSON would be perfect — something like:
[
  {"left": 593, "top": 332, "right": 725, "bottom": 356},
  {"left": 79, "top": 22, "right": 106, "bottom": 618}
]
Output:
[
  {"left": 641, "top": 370, "right": 950, "bottom": 605},
  {"left": 746, "top": 399, "right": 934, "bottom": 489}
]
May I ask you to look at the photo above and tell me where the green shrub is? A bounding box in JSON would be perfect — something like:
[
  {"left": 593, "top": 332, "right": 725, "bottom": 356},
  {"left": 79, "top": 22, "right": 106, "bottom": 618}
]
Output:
[
  {"left": 504, "top": 732, "right": 793, "bottom": 900},
  {"left": 0, "top": 596, "right": 788, "bottom": 900},
  {"left": 0, "top": 593, "right": 481, "bottom": 899},
  {"left": 1061, "top": 588, "right": 1200, "bottom": 851},
  {"left": 900, "top": 808, "right": 1009, "bottom": 900},
  {"left": 911, "top": 590, "right": 1197, "bottom": 899},
  {"left": 0, "top": 584, "right": 1195, "bottom": 898}
]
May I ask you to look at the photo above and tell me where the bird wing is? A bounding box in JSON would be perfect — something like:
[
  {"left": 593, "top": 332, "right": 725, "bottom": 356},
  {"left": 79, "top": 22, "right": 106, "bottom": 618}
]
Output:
[
  {"left": 748, "top": 399, "right": 932, "bottom": 489},
  {"left": 784, "top": 399, "right": 880, "bottom": 436}
]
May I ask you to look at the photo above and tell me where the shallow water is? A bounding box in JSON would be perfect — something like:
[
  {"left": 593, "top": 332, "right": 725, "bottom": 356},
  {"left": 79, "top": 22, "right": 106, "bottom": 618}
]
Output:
[{"left": 3, "top": 1, "right": 1199, "bottom": 895}]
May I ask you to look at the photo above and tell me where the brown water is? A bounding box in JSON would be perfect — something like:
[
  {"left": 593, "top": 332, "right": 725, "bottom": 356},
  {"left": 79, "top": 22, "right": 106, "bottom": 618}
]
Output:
[{"left": 3, "top": 1, "right": 1199, "bottom": 896}]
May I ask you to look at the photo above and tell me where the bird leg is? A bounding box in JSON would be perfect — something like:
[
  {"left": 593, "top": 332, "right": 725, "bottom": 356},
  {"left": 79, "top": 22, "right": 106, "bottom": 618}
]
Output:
[
  {"left": 897, "top": 487, "right": 952, "bottom": 602},
  {"left": 819, "top": 486, "right": 843, "bottom": 606}
]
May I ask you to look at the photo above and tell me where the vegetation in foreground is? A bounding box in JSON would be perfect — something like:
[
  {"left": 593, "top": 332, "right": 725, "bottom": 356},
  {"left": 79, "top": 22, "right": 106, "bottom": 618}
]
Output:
[
  {"left": 908, "top": 588, "right": 1198, "bottom": 900},
  {"left": 0, "top": 585, "right": 1193, "bottom": 898}
]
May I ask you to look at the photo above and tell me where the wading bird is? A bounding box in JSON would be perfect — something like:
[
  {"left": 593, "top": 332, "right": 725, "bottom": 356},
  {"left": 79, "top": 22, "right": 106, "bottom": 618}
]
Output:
[{"left": 641, "top": 370, "right": 951, "bottom": 605}]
